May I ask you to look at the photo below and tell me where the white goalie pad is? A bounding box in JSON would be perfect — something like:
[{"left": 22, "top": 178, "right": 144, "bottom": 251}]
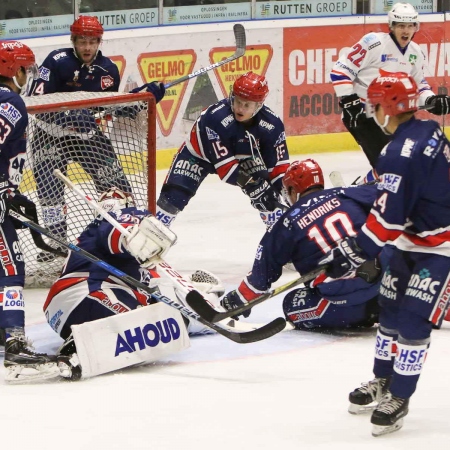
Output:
[{"left": 71, "top": 303, "right": 190, "bottom": 379}]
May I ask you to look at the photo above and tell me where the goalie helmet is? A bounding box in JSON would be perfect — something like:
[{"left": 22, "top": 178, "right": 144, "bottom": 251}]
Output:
[
  {"left": 366, "top": 70, "right": 419, "bottom": 118},
  {"left": 70, "top": 16, "right": 104, "bottom": 39},
  {"left": 0, "top": 40, "right": 37, "bottom": 79},
  {"left": 388, "top": 3, "right": 419, "bottom": 30},
  {"left": 232, "top": 72, "right": 269, "bottom": 103},
  {"left": 282, "top": 159, "right": 324, "bottom": 205},
  {"left": 98, "top": 187, "right": 135, "bottom": 212}
]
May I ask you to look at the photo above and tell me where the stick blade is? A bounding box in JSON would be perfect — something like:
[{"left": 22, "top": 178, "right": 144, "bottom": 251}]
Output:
[{"left": 233, "top": 23, "right": 246, "bottom": 56}]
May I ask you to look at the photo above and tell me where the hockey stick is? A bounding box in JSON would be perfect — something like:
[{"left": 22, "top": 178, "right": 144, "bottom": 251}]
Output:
[
  {"left": 9, "top": 207, "right": 285, "bottom": 344},
  {"left": 8, "top": 193, "right": 66, "bottom": 257},
  {"left": 185, "top": 266, "right": 326, "bottom": 323},
  {"left": 163, "top": 24, "right": 246, "bottom": 89}
]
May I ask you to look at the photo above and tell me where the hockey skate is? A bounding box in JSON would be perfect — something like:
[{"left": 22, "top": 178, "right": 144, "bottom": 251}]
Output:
[
  {"left": 56, "top": 334, "right": 82, "bottom": 381},
  {"left": 348, "top": 376, "right": 391, "bottom": 414},
  {"left": 4, "top": 335, "right": 60, "bottom": 382},
  {"left": 371, "top": 392, "right": 409, "bottom": 437}
]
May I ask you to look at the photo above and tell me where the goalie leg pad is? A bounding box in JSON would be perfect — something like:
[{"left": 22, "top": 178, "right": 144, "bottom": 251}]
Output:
[{"left": 71, "top": 302, "right": 190, "bottom": 378}]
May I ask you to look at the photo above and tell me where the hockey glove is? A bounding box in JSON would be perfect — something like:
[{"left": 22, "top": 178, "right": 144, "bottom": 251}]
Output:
[
  {"left": 319, "top": 236, "right": 370, "bottom": 279},
  {"left": 339, "top": 94, "right": 365, "bottom": 129},
  {"left": 220, "top": 290, "right": 251, "bottom": 320},
  {"left": 241, "top": 178, "right": 279, "bottom": 213},
  {"left": 125, "top": 216, "right": 177, "bottom": 267},
  {"left": 131, "top": 81, "right": 166, "bottom": 104},
  {"left": 425, "top": 95, "right": 450, "bottom": 115}
]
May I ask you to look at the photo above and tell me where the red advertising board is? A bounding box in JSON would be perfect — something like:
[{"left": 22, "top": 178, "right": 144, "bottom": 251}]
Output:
[{"left": 283, "top": 22, "right": 449, "bottom": 136}]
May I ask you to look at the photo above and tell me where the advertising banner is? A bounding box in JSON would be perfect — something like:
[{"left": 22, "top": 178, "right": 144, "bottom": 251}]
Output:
[{"left": 283, "top": 22, "right": 449, "bottom": 136}]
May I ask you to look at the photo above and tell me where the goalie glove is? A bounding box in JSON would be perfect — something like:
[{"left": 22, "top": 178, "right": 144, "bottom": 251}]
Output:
[
  {"left": 339, "top": 94, "right": 365, "bottom": 129},
  {"left": 125, "top": 216, "right": 177, "bottom": 268},
  {"left": 425, "top": 94, "right": 450, "bottom": 115}
]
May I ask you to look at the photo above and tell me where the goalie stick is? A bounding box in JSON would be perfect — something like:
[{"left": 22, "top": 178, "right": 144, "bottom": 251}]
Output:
[
  {"left": 52, "top": 169, "right": 287, "bottom": 343},
  {"left": 9, "top": 208, "right": 286, "bottom": 344},
  {"left": 185, "top": 266, "right": 326, "bottom": 323},
  {"left": 164, "top": 23, "right": 246, "bottom": 89}
]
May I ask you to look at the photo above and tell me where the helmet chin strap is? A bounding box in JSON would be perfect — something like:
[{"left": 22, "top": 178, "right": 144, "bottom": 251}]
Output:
[{"left": 374, "top": 113, "right": 392, "bottom": 135}]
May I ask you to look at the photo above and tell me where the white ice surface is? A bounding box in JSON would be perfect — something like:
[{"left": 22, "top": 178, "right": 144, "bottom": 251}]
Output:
[{"left": 2, "top": 151, "right": 450, "bottom": 450}]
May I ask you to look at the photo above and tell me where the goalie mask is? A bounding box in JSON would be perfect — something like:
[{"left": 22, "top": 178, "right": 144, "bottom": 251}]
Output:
[
  {"left": 282, "top": 159, "right": 324, "bottom": 206},
  {"left": 98, "top": 187, "right": 135, "bottom": 212}
]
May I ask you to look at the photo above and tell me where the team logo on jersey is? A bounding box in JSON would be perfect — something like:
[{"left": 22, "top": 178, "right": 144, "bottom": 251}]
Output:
[
  {"left": 409, "top": 54, "right": 417, "bottom": 64},
  {"left": 206, "top": 126, "right": 220, "bottom": 141},
  {"left": 101, "top": 75, "right": 115, "bottom": 90},
  {"left": 39, "top": 66, "right": 50, "bottom": 81},
  {"left": 0, "top": 102, "right": 22, "bottom": 126},
  {"left": 379, "top": 173, "right": 402, "bottom": 193}
]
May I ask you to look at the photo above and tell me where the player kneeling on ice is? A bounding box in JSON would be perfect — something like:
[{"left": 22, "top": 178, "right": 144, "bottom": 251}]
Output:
[
  {"left": 44, "top": 188, "right": 224, "bottom": 380},
  {"left": 156, "top": 71, "right": 289, "bottom": 229},
  {"left": 219, "top": 159, "right": 388, "bottom": 330}
]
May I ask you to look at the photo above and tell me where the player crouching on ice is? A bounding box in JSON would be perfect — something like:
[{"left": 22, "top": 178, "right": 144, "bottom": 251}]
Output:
[
  {"left": 43, "top": 188, "right": 224, "bottom": 380},
  {"left": 218, "top": 159, "right": 385, "bottom": 331}
]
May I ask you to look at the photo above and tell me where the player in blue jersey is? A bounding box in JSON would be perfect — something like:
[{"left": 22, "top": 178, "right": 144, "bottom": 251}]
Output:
[
  {"left": 219, "top": 158, "right": 383, "bottom": 331},
  {"left": 29, "top": 15, "right": 166, "bottom": 263},
  {"left": 156, "top": 71, "right": 290, "bottom": 229},
  {"left": 321, "top": 71, "right": 450, "bottom": 436},
  {"left": 0, "top": 40, "right": 60, "bottom": 381},
  {"left": 44, "top": 188, "right": 224, "bottom": 380}
]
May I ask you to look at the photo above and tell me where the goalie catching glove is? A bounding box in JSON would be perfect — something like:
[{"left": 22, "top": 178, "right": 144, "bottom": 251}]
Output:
[{"left": 125, "top": 216, "right": 177, "bottom": 267}]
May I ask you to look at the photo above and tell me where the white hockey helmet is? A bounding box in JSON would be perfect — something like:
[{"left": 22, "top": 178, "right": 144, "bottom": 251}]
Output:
[
  {"left": 98, "top": 187, "right": 134, "bottom": 212},
  {"left": 388, "top": 3, "right": 419, "bottom": 30}
]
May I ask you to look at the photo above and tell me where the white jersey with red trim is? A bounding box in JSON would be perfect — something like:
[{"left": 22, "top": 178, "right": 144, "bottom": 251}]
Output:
[
  {"left": 184, "top": 98, "right": 289, "bottom": 191},
  {"left": 330, "top": 32, "right": 433, "bottom": 104},
  {"left": 356, "top": 117, "right": 450, "bottom": 258}
]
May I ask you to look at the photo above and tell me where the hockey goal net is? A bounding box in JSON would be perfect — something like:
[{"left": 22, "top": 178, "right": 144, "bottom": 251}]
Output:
[{"left": 20, "top": 91, "right": 156, "bottom": 287}]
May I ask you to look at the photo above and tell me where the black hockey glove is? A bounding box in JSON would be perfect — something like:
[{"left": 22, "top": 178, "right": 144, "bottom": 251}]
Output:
[
  {"left": 425, "top": 95, "right": 450, "bottom": 115},
  {"left": 319, "top": 236, "right": 371, "bottom": 280},
  {"left": 131, "top": 81, "right": 166, "bottom": 104},
  {"left": 220, "top": 290, "right": 251, "bottom": 320},
  {"left": 241, "top": 178, "right": 279, "bottom": 213},
  {"left": 339, "top": 94, "right": 365, "bottom": 129}
]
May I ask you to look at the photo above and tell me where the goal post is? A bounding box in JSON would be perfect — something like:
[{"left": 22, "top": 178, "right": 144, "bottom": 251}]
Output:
[{"left": 20, "top": 91, "right": 157, "bottom": 287}]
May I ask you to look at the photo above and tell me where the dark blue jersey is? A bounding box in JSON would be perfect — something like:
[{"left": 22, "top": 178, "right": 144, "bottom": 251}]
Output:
[
  {"left": 0, "top": 85, "right": 28, "bottom": 190},
  {"left": 30, "top": 47, "right": 120, "bottom": 95},
  {"left": 185, "top": 98, "right": 289, "bottom": 191},
  {"left": 237, "top": 185, "right": 378, "bottom": 303},
  {"left": 357, "top": 117, "right": 450, "bottom": 258},
  {"left": 62, "top": 206, "right": 149, "bottom": 286}
]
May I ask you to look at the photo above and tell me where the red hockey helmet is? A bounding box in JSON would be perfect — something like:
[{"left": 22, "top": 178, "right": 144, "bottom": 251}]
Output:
[
  {"left": 98, "top": 187, "right": 135, "bottom": 212},
  {"left": 232, "top": 72, "right": 269, "bottom": 103},
  {"left": 70, "top": 16, "right": 104, "bottom": 39},
  {"left": 282, "top": 159, "right": 324, "bottom": 204},
  {"left": 0, "top": 40, "right": 36, "bottom": 79},
  {"left": 367, "top": 70, "right": 419, "bottom": 117}
]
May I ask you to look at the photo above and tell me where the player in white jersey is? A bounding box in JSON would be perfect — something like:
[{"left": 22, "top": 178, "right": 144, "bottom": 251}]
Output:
[{"left": 330, "top": 2, "right": 450, "bottom": 170}]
